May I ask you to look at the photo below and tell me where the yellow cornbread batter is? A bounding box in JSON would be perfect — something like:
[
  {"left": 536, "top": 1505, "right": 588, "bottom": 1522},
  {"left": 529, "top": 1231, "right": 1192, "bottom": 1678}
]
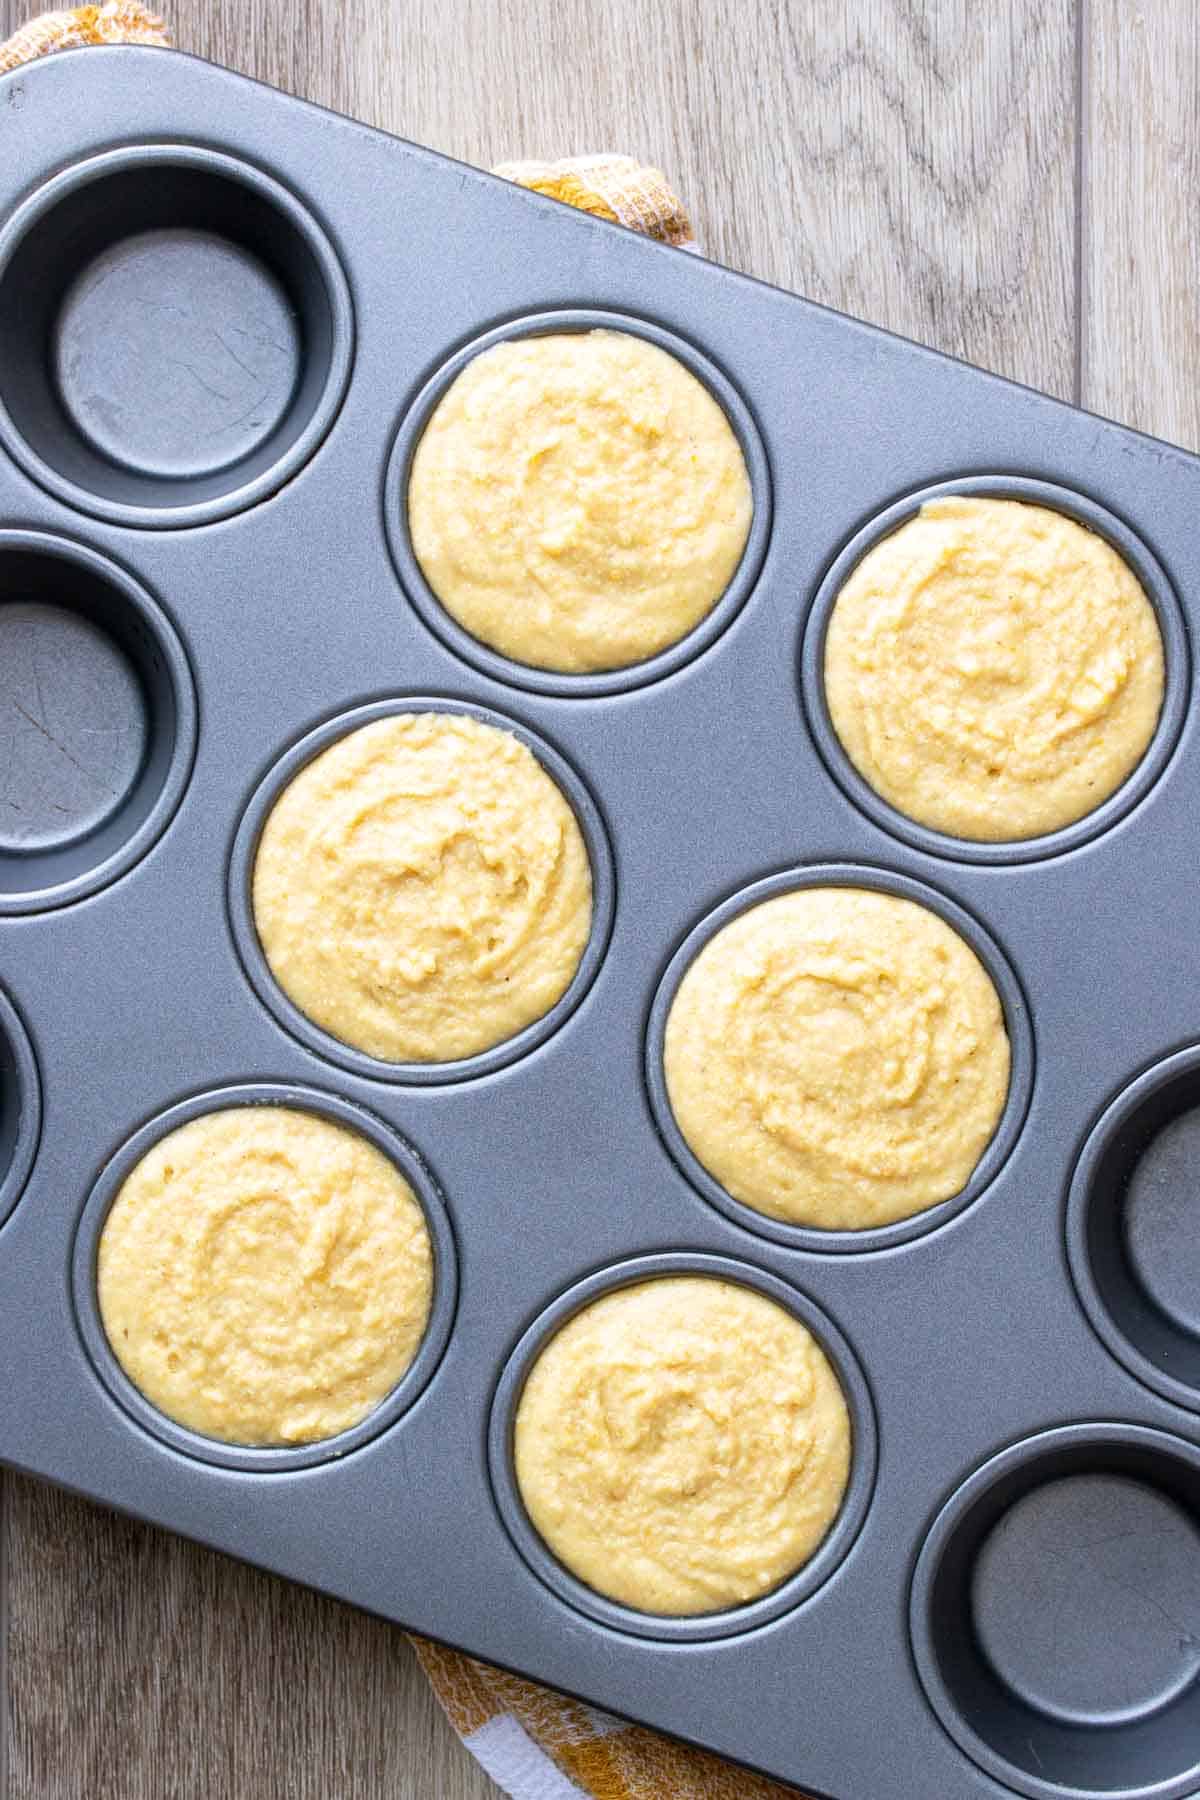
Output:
[
  {"left": 663, "top": 886, "right": 1010, "bottom": 1231},
  {"left": 514, "top": 1277, "right": 851, "bottom": 1615},
  {"left": 252, "top": 712, "right": 593, "bottom": 1063},
  {"left": 97, "top": 1106, "right": 433, "bottom": 1446},
  {"left": 407, "top": 329, "right": 753, "bottom": 673},
  {"left": 824, "top": 496, "right": 1165, "bottom": 841}
]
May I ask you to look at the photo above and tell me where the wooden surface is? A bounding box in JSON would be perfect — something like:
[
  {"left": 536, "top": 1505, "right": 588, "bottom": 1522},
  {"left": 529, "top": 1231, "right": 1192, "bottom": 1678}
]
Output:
[{"left": 1, "top": 2, "right": 1198, "bottom": 1795}]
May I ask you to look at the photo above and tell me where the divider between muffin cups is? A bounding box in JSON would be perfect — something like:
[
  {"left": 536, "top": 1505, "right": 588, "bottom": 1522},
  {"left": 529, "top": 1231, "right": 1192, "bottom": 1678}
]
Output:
[
  {"left": 644, "top": 862, "right": 1035, "bottom": 1254},
  {"left": 70, "top": 1081, "right": 459, "bottom": 1474},
  {"left": 226, "top": 695, "right": 616, "bottom": 1086},
  {"left": 382, "top": 308, "right": 773, "bottom": 699},
  {"left": 486, "top": 1250, "right": 878, "bottom": 1644},
  {"left": 798, "top": 474, "right": 1190, "bottom": 866}
]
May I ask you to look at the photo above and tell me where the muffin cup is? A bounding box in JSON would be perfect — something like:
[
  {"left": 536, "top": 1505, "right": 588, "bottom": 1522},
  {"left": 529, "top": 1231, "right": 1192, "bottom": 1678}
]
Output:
[
  {"left": 0, "top": 531, "right": 196, "bottom": 913},
  {"left": 645, "top": 863, "right": 1034, "bottom": 1254},
  {"left": 1067, "top": 1046, "right": 1200, "bottom": 1414},
  {"left": 227, "top": 696, "right": 616, "bottom": 1085},
  {"left": 910, "top": 1423, "right": 1200, "bottom": 1800},
  {"left": 799, "top": 475, "right": 1189, "bottom": 865},
  {"left": 0, "top": 985, "right": 41, "bottom": 1233},
  {"left": 384, "top": 308, "right": 773, "bottom": 698},
  {"left": 0, "top": 145, "right": 353, "bottom": 528},
  {"left": 71, "top": 1082, "right": 459, "bottom": 1473},
  {"left": 6, "top": 42, "right": 1200, "bottom": 1800},
  {"left": 487, "top": 1251, "right": 877, "bottom": 1642}
]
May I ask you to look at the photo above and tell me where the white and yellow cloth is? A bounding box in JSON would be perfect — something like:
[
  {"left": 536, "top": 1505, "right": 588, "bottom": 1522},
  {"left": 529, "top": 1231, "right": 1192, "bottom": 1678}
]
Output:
[{"left": 0, "top": 10, "right": 803, "bottom": 1795}]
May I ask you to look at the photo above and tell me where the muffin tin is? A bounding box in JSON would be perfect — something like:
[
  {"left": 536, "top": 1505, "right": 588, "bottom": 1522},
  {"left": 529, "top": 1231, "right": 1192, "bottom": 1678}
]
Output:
[{"left": 1, "top": 44, "right": 1200, "bottom": 1800}]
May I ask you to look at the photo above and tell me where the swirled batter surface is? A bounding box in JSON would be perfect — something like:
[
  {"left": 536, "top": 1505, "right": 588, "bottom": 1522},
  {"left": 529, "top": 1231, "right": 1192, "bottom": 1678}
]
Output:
[
  {"left": 663, "top": 886, "right": 1010, "bottom": 1230},
  {"left": 824, "top": 497, "right": 1164, "bottom": 841},
  {"left": 408, "top": 329, "right": 753, "bottom": 673},
  {"left": 514, "top": 1276, "right": 851, "bottom": 1615},
  {"left": 98, "top": 1106, "right": 433, "bottom": 1445},
  {"left": 252, "top": 713, "right": 593, "bottom": 1063}
]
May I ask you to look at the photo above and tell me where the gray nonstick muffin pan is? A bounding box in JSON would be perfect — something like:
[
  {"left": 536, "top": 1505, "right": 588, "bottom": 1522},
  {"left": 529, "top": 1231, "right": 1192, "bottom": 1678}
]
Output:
[{"left": 1, "top": 45, "right": 1199, "bottom": 1800}]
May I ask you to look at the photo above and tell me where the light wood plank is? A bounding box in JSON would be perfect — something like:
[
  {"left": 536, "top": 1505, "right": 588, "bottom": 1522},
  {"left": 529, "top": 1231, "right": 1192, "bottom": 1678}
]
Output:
[
  {"left": 263, "top": 0, "right": 1078, "bottom": 396},
  {"left": 1084, "top": 1, "right": 1200, "bottom": 447},
  {"left": 0, "top": 1, "right": 1078, "bottom": 1796},
  {"left": 6, "top": 1480, "right": 494, "bottom": 1800}
]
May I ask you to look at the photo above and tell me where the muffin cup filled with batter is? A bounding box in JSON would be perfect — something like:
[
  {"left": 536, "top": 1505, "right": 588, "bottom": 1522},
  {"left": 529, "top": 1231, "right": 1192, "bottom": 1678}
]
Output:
[
  {"left": 649, "top": 867, "right": 1033, "bottom": 1251},
  {"left": 489, "top": 1254, "right": 876, "bottom": 1640},
  {"left": 232, "top": 699, "right": 614, "bottom": 1082},
  {"left": 73, "top": 1085, "right": 458, "bottom": 1470},
  {"left": 388, "top": 312, "right": 770, "bottom": 696},
  {"left": 803, "top": 479, "right": 1186, "bottom": 861}
]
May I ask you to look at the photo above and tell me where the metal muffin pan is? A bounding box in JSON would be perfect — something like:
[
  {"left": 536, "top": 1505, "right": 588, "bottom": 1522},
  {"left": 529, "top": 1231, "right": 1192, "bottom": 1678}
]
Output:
[{"left": 2, "top": 46, "right": 1200, "bottom": 1800}]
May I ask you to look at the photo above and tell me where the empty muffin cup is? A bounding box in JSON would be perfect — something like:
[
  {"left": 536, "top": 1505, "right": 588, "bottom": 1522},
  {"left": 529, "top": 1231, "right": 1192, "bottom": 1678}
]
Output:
[
  {"left": 646, "top": 864, "right": 1034, "bottom": 1252},
  {"left": 1068, "top": 1046, "right": 1200, "bottom": 1413},
  {"left": 0, "top": 986, "right": 41, "bottom": 1231},
  {"left": 911, "top": 1423, "right": 1200, "bottom": 1800},
  {"left": 72, "top": 1084, "right": 458, "bottom": 1472},
  {"left": 0, "top": 532, "right": 196, "bottom": 912},
  {"left": 0, "top": 146, "right": 353, "bottom": 527}
]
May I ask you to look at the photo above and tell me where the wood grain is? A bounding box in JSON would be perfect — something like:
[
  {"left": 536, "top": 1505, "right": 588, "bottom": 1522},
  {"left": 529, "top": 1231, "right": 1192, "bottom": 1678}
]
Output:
[
  {"left": 187, "top": 0, "right": 1078, "bottom": 397},
  {"left": 0, "top": 0, "right": 1092, "bottom": 1794},
  {"left": 1083, "top": 1, "right": 1200, "bottom": 448},
  {"left": 4, "top": 1480, "right": 489, "bottom": 1799}
]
